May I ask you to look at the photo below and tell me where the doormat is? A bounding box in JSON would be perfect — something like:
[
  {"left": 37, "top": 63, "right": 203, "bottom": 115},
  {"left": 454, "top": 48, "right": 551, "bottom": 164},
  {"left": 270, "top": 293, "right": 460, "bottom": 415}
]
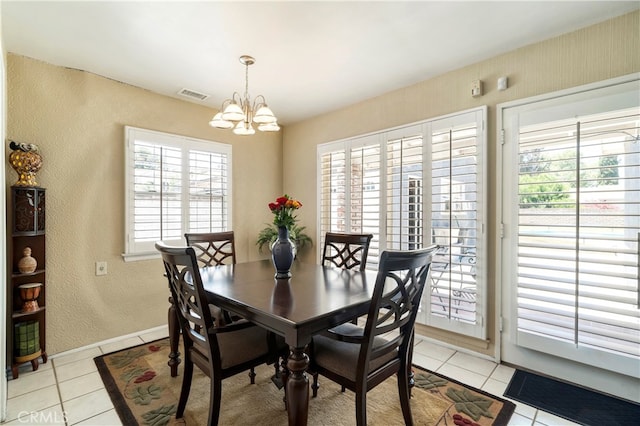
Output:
[{"left": 504, "top": 369, "right": 640, "bottom": 425}]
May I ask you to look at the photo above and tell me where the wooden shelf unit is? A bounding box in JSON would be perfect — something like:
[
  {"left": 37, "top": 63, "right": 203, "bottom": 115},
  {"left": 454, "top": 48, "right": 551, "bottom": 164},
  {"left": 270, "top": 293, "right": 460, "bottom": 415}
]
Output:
[{"left": 7, "top": 186, "right": 48, "bottom": 379}]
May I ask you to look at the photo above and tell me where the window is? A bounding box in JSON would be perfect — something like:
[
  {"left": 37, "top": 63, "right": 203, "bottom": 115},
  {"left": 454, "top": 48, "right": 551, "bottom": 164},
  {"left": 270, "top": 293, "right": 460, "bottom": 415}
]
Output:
[
  {"left": 318, "top": 108, "right": 487, "bottom": 338},
  {"left": 124, "top": 127, "right": 232, "bottom": 260},
  {"left": 500, "top": 76, "right": 639, "bottom": 378}
]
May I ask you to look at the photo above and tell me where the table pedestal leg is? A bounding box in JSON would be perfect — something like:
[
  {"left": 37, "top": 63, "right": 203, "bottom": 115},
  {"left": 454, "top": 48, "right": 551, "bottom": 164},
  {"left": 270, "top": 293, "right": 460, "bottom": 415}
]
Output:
[{"left": 286, "top": 347, "right": 309, "bottom": 426}]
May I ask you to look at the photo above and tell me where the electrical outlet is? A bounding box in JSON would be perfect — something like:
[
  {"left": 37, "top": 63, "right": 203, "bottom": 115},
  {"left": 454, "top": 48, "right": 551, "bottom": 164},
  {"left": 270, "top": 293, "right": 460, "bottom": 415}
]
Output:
[{"left": 96, "top": 261, "right": 107, "bottom": 276}]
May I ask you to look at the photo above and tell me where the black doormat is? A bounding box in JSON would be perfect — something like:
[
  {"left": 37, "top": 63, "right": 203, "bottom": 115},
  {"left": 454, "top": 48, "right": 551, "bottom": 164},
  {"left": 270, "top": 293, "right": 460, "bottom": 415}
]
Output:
[{"left": 504, "top": 370, "right": 640, "bottom": 425}]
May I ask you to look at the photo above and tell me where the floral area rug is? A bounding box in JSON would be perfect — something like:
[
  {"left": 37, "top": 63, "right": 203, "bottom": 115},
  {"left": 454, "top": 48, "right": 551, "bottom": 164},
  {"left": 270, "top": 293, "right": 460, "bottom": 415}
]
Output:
[{"left": 94, "top": 338, "right": 514, "bottom": 426}]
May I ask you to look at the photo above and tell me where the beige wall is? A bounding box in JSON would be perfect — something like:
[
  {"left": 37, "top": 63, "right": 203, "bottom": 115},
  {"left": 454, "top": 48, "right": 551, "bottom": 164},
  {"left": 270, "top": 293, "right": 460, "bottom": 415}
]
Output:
[
  {"left": 5, "top": 56, "right": 282, "bottom": 353},
  {"left": 283, "top": 11, "right": 640, "bottom": 356}
]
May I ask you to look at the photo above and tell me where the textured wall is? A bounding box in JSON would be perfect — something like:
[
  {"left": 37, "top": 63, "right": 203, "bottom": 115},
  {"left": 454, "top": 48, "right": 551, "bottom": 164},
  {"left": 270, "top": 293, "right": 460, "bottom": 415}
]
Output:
[
  {"left": 283, "top": 11, "right": 640, "bottom": 356},
  {"left": 5, "top": 56, "right": 282, "bottom": 354}
]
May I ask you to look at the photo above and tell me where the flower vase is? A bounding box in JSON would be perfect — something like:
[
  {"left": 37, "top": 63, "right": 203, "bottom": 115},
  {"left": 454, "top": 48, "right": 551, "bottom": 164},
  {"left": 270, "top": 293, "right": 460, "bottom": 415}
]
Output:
[{"left": 271, "top": 226, "right": 296, "bottom": 279}]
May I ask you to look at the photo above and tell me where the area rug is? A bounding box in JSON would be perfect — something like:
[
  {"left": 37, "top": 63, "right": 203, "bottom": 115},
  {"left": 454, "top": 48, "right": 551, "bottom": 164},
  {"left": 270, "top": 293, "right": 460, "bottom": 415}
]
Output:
[
  {"left": 505, "top": 369, "right": 640, "bottom": 425},
  {"left": 95, "top": 338, "right": 515, "bottom": 426}
]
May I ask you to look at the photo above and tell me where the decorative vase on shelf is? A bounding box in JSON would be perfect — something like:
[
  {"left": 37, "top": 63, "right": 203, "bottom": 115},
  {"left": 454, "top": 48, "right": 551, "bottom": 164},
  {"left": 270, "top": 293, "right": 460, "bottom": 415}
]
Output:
[
  {"left": 9, "top": 142, "right": 43, "bottom": 187},
  {"left": 271, "top": 226, "right": 296, "bottom": 279},
  {"left": 18, "top": 283, "right": 42, "bottom": 312},
  {"left": 18, "top": 247, "right": 37, "bottom": 274}
]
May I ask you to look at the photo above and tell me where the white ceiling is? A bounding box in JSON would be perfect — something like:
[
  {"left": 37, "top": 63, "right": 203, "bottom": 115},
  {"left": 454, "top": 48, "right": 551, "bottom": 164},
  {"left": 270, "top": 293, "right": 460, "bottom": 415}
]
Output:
[{"left": 2, "top": 1, "right": 638, "bottom": 125}]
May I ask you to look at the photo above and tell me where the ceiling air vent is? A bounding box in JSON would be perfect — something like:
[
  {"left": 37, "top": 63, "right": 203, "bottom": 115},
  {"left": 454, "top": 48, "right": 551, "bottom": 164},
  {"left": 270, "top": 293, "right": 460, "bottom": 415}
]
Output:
[{"left": 177, "top": 88, "right": 209, "bottom": 101}]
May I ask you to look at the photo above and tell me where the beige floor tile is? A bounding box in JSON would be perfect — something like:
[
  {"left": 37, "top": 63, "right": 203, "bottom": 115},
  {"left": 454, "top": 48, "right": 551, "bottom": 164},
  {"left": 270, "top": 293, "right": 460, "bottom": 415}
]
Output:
[
  {"left": 52, "top": 346, "right": 102, "bottom": 368},
  {"left": 7, "top": 367, "right": 56, "bottom": 398},
  {"left": 99, "top": 336, "right": 144, "bottom": 354},
  {"left": 139, "top": 326, "right": 169, "bottom": 343},
  {"left": 448, "top": 351, "right": 497, "bottom": 376},
  {"left": 3, "top": 404, "right": 66, "bottom": 425},
  {"left": 412, "top": 352, "right": 445, "bottom": 371},
  {"left": 491, "top": 363, "right": 516, "bottom": 383},
  {"left": 73, "top": 409, "right": 123, "bottom": 426},
  {"left": 508, "top": 412, "right": 534, "bottom": 426},
  {"left": 62, "top": 388, "right": 114, "bottom": 425},
  {"left": 436, "top": 363, "right": 487, "bottom": 389},
  {"left": 482, "top": 377, "right": 508, "bottom": 397},
  {"left": 513, "top": 398, "right": 538, "bottom": 420},
  {"left": 58, "top": 371, "right": 105, "bottom": 401},
  {"left": 55, "top": 357, "right": 98, "bottom": 383},
  {"left": 413, "top": 337, "right": 456, "bottom": 361},
  {"left": 6, "top": 385, "right": 61, "bottom": 422}
]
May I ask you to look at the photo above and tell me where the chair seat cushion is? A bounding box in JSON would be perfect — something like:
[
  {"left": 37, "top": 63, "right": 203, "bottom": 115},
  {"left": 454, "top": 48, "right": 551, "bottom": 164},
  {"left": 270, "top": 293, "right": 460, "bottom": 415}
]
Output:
[
  {"left": 313, "top": 328, "right": 397, "bottom": 381},
  {"left": 217, "top": 326, "right": 271, "bottom": 369}
]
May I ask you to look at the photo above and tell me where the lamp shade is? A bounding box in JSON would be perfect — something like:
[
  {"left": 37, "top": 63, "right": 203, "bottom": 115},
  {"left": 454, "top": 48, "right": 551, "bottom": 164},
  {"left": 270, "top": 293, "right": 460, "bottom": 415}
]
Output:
[
  {"left": 253, "top": 105, "right": 277, "bottom": 124},
  {"left": 221, "top": 102, "right": 245, "bottom": 122},
  {"left": 233, "top": 121, "right": 255, "bottom": 136},
  {"left": 258, "top": 122, "right": 281, "bottom": 132},
  {"left": 209, "top": 112, "right": 234, "bottom": 129}
]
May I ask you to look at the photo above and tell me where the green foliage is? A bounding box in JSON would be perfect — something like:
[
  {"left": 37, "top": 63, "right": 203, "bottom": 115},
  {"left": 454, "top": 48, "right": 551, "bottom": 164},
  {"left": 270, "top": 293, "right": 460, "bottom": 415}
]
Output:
[
  {"left": 519, "top": 173, "right": 571, "bottom": 208},
  {"left": 598, "top": 155, "right": 619, "bottom": 185},
  {"left": 256, "top": 223, "right": 312, "bottom": 254}
]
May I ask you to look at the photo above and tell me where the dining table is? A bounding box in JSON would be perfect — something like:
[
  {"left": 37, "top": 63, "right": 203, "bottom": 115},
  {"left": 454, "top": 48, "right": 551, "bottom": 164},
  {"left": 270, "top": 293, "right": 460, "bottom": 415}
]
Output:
[{"left": 198, "top": 258, "right": 378, "bottom": 426}]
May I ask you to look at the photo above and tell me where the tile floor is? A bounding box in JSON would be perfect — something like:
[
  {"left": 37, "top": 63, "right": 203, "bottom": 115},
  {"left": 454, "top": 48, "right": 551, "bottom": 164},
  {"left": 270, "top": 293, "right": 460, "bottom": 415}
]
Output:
[{"left": 3, "top": 327, "right": 581, "bottom": 426}]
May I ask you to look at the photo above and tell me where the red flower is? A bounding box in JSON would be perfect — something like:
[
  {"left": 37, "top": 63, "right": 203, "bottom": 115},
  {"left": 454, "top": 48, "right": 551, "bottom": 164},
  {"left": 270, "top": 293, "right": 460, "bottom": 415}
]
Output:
[{"left": 268, "top": 194, "right": 303, "bottom": 228}]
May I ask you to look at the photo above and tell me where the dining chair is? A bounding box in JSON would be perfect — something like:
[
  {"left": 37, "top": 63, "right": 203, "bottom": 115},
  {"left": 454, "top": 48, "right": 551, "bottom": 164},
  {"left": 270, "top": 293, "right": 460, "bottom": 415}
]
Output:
[
  {"left": 321, "top": 232, "right": 374, "bottom": 271},
  {"left": 322, "top": 232, "right": 374, "bottom": 329},
  {"left": 156, "top": 241, "right": 285, "bottom": 426},
  {"left": 184, "top": 231, "right": 240, "bottom": 325},
  {"left": 309, "top": 246, "right": 437, "bottom": 426},
  {"left": 167, "top": 231, "right": 237, "bottom": 377}
]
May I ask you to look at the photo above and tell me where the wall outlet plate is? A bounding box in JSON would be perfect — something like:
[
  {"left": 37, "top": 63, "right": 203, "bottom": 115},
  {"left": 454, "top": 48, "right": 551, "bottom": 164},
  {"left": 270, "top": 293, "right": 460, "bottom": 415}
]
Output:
[
  {"left": 96, "top": 261, "right": 107, "bottom": 276},
  {"left": 471, "top": 79, "right": 483, "bottom": 97}
]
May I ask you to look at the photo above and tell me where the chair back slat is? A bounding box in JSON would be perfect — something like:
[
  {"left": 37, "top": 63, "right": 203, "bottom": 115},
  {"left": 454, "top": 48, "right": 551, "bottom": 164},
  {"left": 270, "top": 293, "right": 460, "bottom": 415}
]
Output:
[
  {"left": 185, "top": 231, "right": 236, "bottom": 267},
  {"left": 322, "top": 232, "right": 373, "bottom": 271},
  {"left": 360, "top": 246, "right": 436, "bottom": 375}
]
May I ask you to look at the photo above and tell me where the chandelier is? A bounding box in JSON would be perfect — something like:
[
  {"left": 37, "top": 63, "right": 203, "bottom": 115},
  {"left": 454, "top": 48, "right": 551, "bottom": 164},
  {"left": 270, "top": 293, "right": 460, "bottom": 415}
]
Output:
[{"left": 209, "top": 55, "right": 280, "bottom": 135}]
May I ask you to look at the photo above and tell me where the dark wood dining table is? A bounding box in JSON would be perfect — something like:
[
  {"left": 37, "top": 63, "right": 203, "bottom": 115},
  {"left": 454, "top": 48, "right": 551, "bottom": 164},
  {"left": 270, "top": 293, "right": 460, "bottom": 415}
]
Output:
[{"left": 198, "top": 259, "right": 378, "bottom": 426}]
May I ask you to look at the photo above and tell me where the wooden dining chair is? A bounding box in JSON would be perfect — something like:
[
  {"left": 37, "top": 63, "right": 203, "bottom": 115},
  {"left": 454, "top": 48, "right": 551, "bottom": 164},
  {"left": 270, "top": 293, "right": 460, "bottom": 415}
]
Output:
[
  {"left": 156, "top": 241, "right": 285, "bottom": 426},
  {"left": 322, "top": 232, "right": 374, "bottom": 330},
  {"left": 185, "top": 231, "right": 236, "bottom": 266},
  {"left": 167, "top": 231, "right": 237, "bottom": 377},
  {"left": 309, "top": 246, "right": 437, "bottom": 426},
  {"left": 322, "top": 232, "right": 374, "bottom": 271}
]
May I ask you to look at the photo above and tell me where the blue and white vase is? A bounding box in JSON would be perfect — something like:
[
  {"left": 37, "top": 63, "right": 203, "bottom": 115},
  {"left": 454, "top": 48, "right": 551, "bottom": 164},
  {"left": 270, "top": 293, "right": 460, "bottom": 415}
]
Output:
[{"left": 271, "top": 226, "right": 296, "bottom": 278}]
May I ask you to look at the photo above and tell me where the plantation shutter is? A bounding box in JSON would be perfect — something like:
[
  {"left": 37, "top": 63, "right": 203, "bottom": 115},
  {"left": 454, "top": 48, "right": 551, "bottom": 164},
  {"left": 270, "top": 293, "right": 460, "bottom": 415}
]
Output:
[
  {"left": 318, "top": 107, "right": 487, "bottom": 339},
  {"left": 318, "top": 137, "right": 381, "bottom": 264},
  {"left": 125, "top": 127, "right": 232, "bottom": 259},
  {"left": 188, "top": 150, "right": 229, "bottom": 233},
  {"left": 350, "top": 138, "right": 382, "bottom": 265},
  {"left": 129, "top": 134, "right": 183, "bottom": 254},
  {"left": 501, "top": 78, "right": 640, "bottom": 377},
  {"left": 421, "top": 110, "right": 486, "bottom": 339},
  {"left": 385, "top": 127, "right": 424, "bottom": 252},
  {"left": 515, "top": 107, "right": 640, "bottom": 374}
]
